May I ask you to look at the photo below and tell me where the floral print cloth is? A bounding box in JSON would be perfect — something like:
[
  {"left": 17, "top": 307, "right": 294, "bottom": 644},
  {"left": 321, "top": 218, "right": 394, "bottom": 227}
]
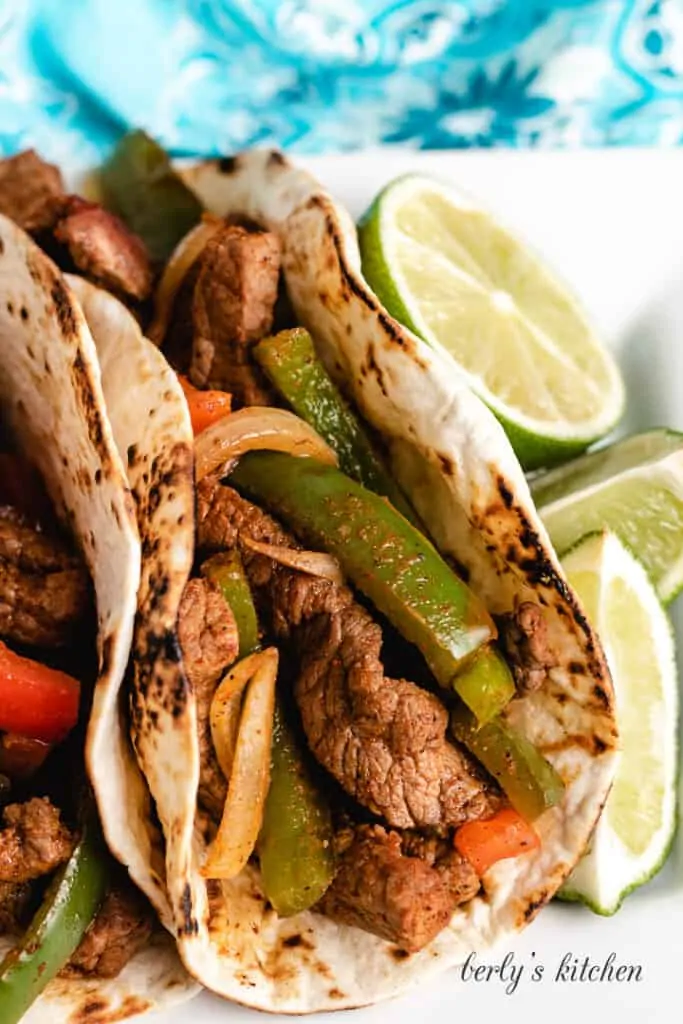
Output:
[{"left": 2, "top": 0, "right": 683, "bottom": 169}]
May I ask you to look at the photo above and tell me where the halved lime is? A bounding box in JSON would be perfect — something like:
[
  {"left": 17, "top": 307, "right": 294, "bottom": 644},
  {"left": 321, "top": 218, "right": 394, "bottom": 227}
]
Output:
[
  {"left": 532, "top": 428, "right": 683, "bottom": 603},
  {"left": 358, "top": 174, "right": 625, "bottom": 470},
  {"left": 559, "top": 531, "right": 678, "bottom": 914}
]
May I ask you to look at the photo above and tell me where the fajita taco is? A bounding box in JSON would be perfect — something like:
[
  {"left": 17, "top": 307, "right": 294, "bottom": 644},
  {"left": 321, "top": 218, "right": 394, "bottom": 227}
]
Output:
[
  {"left": 1, "top": 141, "right": 618, "bottom": 1014},
  {"left": 0, "top": 213, "right": 197, "bottom": 1022}
]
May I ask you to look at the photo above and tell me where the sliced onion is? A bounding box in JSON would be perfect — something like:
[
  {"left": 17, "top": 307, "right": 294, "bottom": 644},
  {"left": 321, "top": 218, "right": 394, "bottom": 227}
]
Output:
[
  {"left": 202, "top": 647, "right": 278, "bottom": 881},
  {"left": 242, "top": 536, "right": 343, "bottom": 584},
  {"left": 209, "top": 653, "right": 262, "bottom": 780},
  {"left": 194, "top": 406, "right": 337, "bottom": 482},
  {"left": 148, "top": 214, "right": 225, "bottom": 346}
]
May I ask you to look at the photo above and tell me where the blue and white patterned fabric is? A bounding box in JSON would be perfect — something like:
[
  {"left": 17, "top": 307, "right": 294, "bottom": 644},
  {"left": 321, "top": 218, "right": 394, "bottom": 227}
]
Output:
[{"left": 2, "top": 0, "right": 683, "bottom": 168}]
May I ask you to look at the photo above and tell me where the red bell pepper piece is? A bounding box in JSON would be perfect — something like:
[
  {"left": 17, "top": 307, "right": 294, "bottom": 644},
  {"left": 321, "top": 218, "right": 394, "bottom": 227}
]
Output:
[
  {"left": 177, "top": 375, "right": 232, "bottom": 435},
  {"left": 454, "top": 807, "right": 540, "bottom": 876},
  {"left": 0, "top": 641, "right": 80, "bottom": 744}
]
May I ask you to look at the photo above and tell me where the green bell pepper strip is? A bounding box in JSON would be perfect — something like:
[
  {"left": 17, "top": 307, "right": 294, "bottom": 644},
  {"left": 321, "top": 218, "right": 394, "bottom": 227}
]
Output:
[
  {"left": 230, "top": 452, "right": 496, "bottom": 683},
  {"left": 202, "top": 551, "right": 260, "bottom": 658},
  {"left": 253, "top": 329, "right": 417, "bottom": 524},
  {"left": 450, "top": 705, "right": 565, "bottom": 821},
  {"left": 0, "top": 811, "right": 110, "bottom": 1024},
  {"left": 100, "top": 130, "right": 203, "bottom": 263},
  {"left": 452, "top": 646, "right": 516, "bottom": 725},
  {"left": 259, "top": 704, "right": 335, "bottom": 916}
]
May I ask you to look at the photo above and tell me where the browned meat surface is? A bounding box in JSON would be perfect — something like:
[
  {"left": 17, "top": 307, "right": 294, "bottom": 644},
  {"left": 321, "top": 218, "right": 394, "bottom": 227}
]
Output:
[
  {"left": 177, "top": 577, "right": 239, "bottom": 818},
  {"left": 187, "top": 225, "right": 281, "bottom": 405},
  {"left": 65, "top": 885, "right": 153, "bottom": 978},
  {"left": 197, "top": 477, "right": 498, "bottom": 831},
  {"left": 318, "top": 824, "right": 479, "bottom": 952},
  {"left": 0, "top": 150, "right": 65, "bottom": 232},
  {"left": 0, "top": 798, "right": 74, "bottom": 883},
  {"left": 0, "top": 506, "right": 89, "bottom": 647},
  {"left": 0, "top": 881, "right": 32, "bottom": 935},
  {"left": 0, "top": 151, "right": 151, "bottom": 304},
  {"left": 500, "top": 600, "right": 558, "bottom": 694},
  {"left": 53, "top": 196, "right": 153, "bottom": 303}
]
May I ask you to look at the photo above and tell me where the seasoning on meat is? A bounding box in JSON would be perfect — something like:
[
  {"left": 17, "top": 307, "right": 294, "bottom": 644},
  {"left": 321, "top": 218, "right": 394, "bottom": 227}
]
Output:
[
  {"left": 0, "top": 506, "right": 89, "bottom": 648},
  {"left": 0, "top": 881, "right": 32, "bottom": 935},
  {"left": 177, "top": 577, "right": 239, "bottom": 819},
  {"left": 318, "top": 824, "right": 480, "bottom": 952},
  {"left": 500, "top": 600, "right": 558, "bottom": 694},
  {"left": 0, "top": 797, "right": 74, "bottom": 882},
  {"left": 64, "top": 885, "right": 153, "bottom": 978},
  {"left": 197, "top": 477, "right": 499, "bottom": 831},
  {"left": 187, "top": 225, "right": 281, "bottom": 405},
  {"left": 53, "top": 196, "right": 153, "bottom": 303},
  {"left": 0, "top": 150, "right": 65, "bottom": 233}
]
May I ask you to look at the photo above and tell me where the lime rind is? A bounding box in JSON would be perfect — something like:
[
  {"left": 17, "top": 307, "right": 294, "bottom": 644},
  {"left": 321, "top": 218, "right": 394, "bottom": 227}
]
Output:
[
  {"left": 533, "top": 431, "right": 683, "bottom": 604},
  {"left": 558, "top": 821, "right": 678, "bottom": 916},
  {"left": 358, "top": 174, "right": 625, "bottom": 471},
  {"left": 531, "top": 428, "right": 683, "bottom": 507},
  {"left": 558, "top": 531, "right": 679, "bottom": 914}
]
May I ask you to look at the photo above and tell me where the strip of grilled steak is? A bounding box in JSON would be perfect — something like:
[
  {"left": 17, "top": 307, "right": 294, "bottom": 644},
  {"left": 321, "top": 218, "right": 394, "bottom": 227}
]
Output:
[
  {"left": 0, "top": 881, "right": 32, "bottom": 935},
  {"left": 53, "top": 196, "right": 153, "bottom": 303},
  {"left": 0, "top": 506, "right": 89, "bottom": 648},
  {"left": 500, "top": 600, "right": 558, "bottom": 694},
  {"left": 0, "top": 151, "right": 65, "bottom": 233},
  {"left": 0, "top": 798, "right": 74, "bottom": 883},
  {"left": 196, "top": 477, "right": 498, "bottom": 832},
  {"left": 64, "top": 884, "right": 153, "bottom": 978},
  {"left": 186, "top": 225, "right": 281, "bottom": 405},
  {"left": 177, "top": 577, "right": 239, "bottom": 819},
  {"left": 318, "top": 824, "right": 479, "bottom": 951},
  {"left": 0, "top": 151, "right": 152, "bottom": 303}
]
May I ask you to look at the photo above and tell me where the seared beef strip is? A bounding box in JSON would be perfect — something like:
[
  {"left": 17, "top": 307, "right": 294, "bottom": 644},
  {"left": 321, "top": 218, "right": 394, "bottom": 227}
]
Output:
[
  {"left": 197, "top": 477, "right": 498, "bottom": 832},
  {"left": 0, "top": 798, "right": 74, "bottom": 883},
  {"left": 0, "top": 881, "right": 32, "bottom": 935},
  {"left": 318, "top": 824, "right": 479, "bottom": 951},
  {"left": 0, "top": 506, "right": 89, "bottom": 647},
  {"left": 500, "top": 600, "right": 558, "bottom": 694},
  {"left": 64, "top": 885, "right": 153, "bottom": 979},
  {"left": 53, "top": 196, "right": 153, "bottom": 303},
  {"left": 0, "top": 150, "right": 64, "bottom": 232},
  {"left": 0, "top": 149, "right": 151, "bottom": 304},
  {"left": 177, "top": 577, "right": 239, "bottom": 818},
  {"left": 186, "top": 225, "right": 281, "bottom": 405}
]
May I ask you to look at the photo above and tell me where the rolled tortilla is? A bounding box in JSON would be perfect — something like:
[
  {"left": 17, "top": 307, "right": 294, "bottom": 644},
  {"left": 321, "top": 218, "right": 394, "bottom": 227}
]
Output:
[{"left": 0, "top": 217, "right": 197, "bottom": 1020}]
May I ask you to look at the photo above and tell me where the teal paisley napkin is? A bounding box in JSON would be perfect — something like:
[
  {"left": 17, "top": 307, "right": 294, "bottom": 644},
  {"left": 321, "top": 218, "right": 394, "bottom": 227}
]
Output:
[{"left": 2, "top": 0, "right": 682, "bottom": 167}]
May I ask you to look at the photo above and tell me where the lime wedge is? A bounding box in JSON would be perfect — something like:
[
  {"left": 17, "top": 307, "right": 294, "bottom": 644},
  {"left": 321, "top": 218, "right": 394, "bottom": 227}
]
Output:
[
  {"left": 559, "top": 531, "right": 678, "bottom": 914},
  {"left": 358, "top": 174, "right": 625, "bottom": 470},
  {"left": 532, "top": 429, "right": 683, "bottom": 603}
]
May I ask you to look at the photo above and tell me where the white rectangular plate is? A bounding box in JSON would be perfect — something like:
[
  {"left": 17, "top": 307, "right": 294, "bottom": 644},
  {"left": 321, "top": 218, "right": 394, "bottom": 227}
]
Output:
[{"left": 146, "top": 147, "right": 683, "bottom": 1024}]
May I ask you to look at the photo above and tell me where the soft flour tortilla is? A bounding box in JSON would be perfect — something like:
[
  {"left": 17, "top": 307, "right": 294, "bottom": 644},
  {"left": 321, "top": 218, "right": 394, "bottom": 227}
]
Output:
[
  {"left": 67, "top": 275, "right": 199, "bottom": 939},
  {"left": 0, "top": 216, "right": 197, "bottom": 1019},
  {"left": 76, "top": 153, "right": 618, "bottom": 1013}
]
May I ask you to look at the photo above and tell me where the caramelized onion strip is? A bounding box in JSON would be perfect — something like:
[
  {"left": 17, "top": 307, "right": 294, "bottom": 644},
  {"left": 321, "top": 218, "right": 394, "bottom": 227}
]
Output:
[
  {"left": 202, "top": 648, "right": 278, "bottom": 880},
  {"left": 194, "top": 406, "right": 337, "bottom": 482},
  {"left": 148, "top": 215, "right": 225, "bottom": 345}
]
